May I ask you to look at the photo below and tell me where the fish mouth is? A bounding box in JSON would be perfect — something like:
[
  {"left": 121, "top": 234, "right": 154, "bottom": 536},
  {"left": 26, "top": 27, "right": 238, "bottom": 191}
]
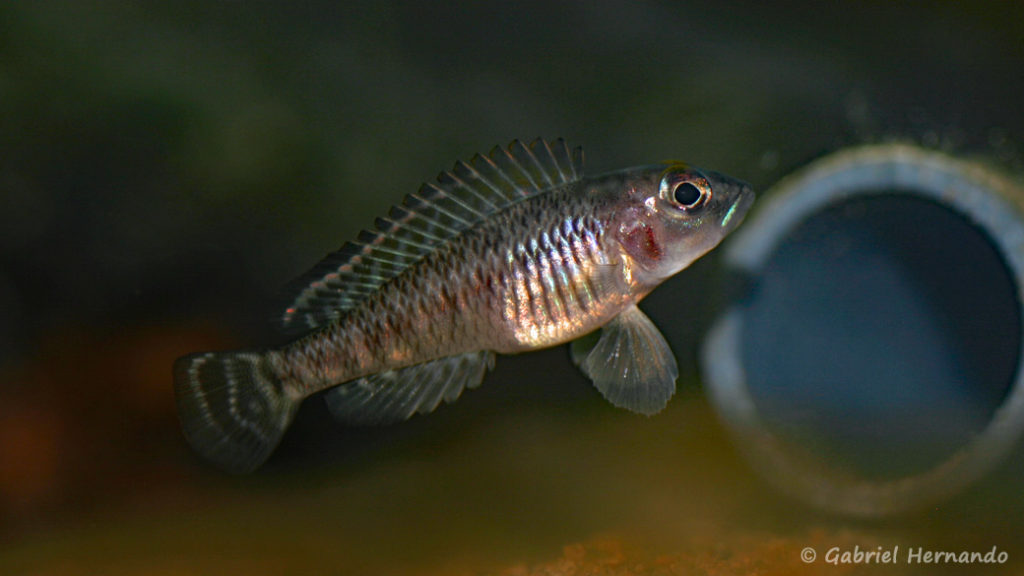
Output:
[
  {"left": 716, "top": 177, "right": 755, "bottom": 232},
  {"left": 695, "top": 169, "right": 755, "bottom": 231}
]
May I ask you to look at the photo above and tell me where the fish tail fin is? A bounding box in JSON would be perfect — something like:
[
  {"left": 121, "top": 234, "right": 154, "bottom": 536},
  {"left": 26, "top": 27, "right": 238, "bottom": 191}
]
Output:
[{"left": 173, "top": 350, "right": 299, "bottom": 474}]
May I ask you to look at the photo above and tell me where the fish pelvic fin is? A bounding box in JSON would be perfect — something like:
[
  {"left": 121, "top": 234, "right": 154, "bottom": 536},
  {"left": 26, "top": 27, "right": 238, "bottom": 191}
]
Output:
[
  {"left": 173, "top": 351, "right": 299, "bottom": 474},
  {"left": 571, "top": 304, "right": 678, "bottom": 415},
  {"left": 324, "top": 351, "right": 495, "bottom": 426}
]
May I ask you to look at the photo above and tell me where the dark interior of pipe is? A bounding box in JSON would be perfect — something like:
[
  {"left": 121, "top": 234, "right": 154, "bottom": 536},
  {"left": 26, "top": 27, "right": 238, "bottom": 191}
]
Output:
[{"left": 740, "top": 194, "right": 1021, "bottom": 480}]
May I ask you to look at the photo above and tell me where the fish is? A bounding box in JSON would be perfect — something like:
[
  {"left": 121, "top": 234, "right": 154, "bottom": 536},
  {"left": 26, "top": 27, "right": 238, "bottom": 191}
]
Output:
[{"left": 174, "top": 138, "right": 754, "bottom": 473}]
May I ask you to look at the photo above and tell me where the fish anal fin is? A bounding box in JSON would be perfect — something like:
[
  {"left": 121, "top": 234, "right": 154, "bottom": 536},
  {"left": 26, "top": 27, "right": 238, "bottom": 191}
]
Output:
[
  {"left": 572, "top": 305, "right": 678, "bottom": 415},
  {"left": 324, "top": 351, "right": 496, "bottom": 426}
]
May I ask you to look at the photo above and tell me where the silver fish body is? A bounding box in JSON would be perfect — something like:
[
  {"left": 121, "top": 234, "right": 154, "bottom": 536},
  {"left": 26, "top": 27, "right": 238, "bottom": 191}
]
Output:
[{"left": 174, "top": 139, "right": 754, "bottom": 473}]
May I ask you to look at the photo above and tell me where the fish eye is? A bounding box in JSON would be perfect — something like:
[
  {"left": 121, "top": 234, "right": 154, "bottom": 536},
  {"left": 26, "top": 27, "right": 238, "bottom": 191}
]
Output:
[
  {"left": 673, "top": 181, "right": 703, "bottom": 207},
  {"left": 661, "top": 172, "right": 711, "bottom": 210}
]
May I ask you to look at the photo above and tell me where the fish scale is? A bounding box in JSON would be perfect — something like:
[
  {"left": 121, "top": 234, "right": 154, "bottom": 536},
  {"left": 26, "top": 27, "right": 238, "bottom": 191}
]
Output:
[
  {"left": 174, "top": 138, "right": 754, "bottom": 473},
  {"left": 282, "top": 192, "right": 616, "bottom": 393}
]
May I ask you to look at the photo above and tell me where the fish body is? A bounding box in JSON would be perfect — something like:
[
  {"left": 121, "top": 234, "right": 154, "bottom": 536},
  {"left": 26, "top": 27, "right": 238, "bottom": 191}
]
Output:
[{"left": 174, "top": 139, "right": 754, "bottom": 473}]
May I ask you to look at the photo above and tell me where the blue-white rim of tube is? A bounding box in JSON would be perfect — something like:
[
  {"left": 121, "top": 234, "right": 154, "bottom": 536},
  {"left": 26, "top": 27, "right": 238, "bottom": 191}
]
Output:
[{"left": 702, "top": 143, "right": 1024, "bottom": 516}]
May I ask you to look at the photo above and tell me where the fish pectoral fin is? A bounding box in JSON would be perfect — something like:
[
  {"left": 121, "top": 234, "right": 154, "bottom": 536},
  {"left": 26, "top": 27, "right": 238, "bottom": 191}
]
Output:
[
  {"left": 571, "top": 305, "right": 678, "bottom": 415},
  {"left": 324, "top": 351, "right": 496, "bottom": 426}
]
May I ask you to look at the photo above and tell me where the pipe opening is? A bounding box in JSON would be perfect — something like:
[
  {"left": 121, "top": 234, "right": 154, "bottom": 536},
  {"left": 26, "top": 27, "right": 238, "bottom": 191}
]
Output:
[
  {"left": 740, "top": 193, "right": 1020, "bottom": 480},
  {"left": 702, "top": 144, "right": 1024, "bottom": 515}
]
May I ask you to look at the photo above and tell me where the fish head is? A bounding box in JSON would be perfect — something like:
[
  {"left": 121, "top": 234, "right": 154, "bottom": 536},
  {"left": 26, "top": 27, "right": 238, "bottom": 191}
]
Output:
[{"left": 610, "top": 162, "right": 754, "bottom": 287}]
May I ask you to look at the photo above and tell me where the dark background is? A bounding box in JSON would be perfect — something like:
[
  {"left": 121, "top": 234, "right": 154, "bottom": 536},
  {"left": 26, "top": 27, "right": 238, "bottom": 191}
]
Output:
[{"left": 2, "top": 2, "right": 1023, "bottom": 574}]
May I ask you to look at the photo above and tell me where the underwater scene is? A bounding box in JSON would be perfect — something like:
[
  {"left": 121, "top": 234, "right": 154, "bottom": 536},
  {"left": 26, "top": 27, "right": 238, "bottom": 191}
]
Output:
[{"left": 2, "top": 2, "right": 1024, "bottom": 574}]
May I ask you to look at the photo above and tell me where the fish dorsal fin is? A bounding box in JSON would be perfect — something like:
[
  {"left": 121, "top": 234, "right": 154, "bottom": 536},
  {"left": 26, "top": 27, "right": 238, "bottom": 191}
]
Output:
[{"left": 279, "top": 138, "right": 584, "bottom": 336}]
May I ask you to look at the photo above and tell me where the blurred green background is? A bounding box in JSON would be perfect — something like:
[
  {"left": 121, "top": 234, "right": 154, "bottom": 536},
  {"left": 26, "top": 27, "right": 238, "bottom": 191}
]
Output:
[{"left": 2, "top": 2, "right": 1024, "bottom": 574}]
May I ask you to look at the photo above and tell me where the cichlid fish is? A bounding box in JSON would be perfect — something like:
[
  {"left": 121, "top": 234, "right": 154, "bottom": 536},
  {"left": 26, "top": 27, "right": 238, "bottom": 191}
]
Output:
[{"left": 174, "top": 139, "right": 754, "bottom": 473}]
